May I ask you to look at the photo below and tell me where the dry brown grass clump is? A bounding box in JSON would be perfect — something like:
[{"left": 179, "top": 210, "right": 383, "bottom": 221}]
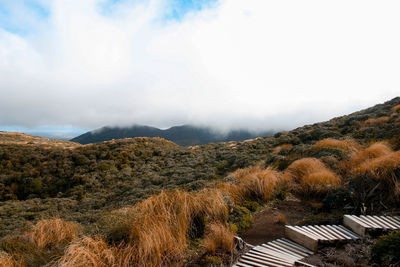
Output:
[
  {"left": 301, "top": 170, "right": 342, "bottom": 194},
  {"left": 230, "top": 166, "right": 281, "bottom": 202},
  {"left": 313, "top": 138, "right": 361, "bottom": 153},
  {"left": 0, "top": 252, "right": 24, "bottom": 267},
  {"left": 352, "top": 151, "right": 400, "bottom": 180},
  {"left": 283, "top": 158, "right": 341, "bottom": 195},
  {"left": 364, "top": 116, "right": 391, "bottom": 125},
  {"left": 218, "top": 182, "right": 242, "bottom": 203},
  {"left": 283, "top": 158, "right": 326, "bottom": 182},
  {"left": 349, "top": 142, "right": 393, "bottom": 167},
  {"left": 393, "top": 104, "right": 400, "bottom": 113},
  {"left": 202, "top": 223, "right": 234, "bottom": 254},
  {"left": 27, "top": 218, "right": 81, "bottom": 249},
  {"left": 272, "top": 144, "right": 293, "bottom": 154},
  {"left": 126, "top": 189, "right": 227, "bottom": 266},
  {"left": 56, "top": 189, "right": 228, "bottom": 266},
  {"left": 56, "top": 236, "right": 115, "bottom": 267}
]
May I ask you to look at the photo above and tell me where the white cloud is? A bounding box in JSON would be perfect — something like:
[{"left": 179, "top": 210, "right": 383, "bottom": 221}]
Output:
[{"left": 0, "top": 0, "right": 399, "bottom": 132}]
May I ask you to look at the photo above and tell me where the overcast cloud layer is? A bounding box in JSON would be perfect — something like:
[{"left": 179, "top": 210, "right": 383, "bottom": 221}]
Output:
[{"left": 1, "top": 0, "right": 399, "bottom": 134}]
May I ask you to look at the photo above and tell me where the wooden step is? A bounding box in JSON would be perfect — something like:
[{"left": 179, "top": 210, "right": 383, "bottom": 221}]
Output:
[
  {"left": 285, "top": 225, "right": 360, "bottom": 251},
  {"left": 343, "top": 215, "right": 400, "bottom": 237},
  {"left": 233, "top": 238, "right": 314, "bottom": 267}
]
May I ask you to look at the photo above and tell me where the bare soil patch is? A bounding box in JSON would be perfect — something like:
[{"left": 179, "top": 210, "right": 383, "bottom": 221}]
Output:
[{"left": 239, "top": 196, "right": 314, "bottom": 245}]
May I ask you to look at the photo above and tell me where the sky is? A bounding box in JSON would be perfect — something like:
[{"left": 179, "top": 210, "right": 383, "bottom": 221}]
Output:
[{"left": 0, "top": 0, "right": 399, "bottom": 139}]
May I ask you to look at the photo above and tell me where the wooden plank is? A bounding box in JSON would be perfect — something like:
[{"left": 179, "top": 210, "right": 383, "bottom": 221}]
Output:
[
  {"left": 360, "top": 215, "right": 381, "bottom": 228},
  {"left": 247, "top": 252, "right": 293, "bottom": 266},
  {"left": 242, "top": 254, "right": 286, "bottom": 267},
  {"left": 259, "top": 244, "right": 300, "bottom": 261},
  {"left": 253, "top": 246, "right": 296, "bottom": 263},
  {"left": 308, "top": 225, "right": 336, "bottom": 240},
  {"left": 348, "top": 215, "right": 371, "bottom": 228},
  {"left": 269, "top": 240, "right": 309, "bottom": 257},
  {"left": 323, "top": 225, "right": 352, "bottom": 240},
  {"left": 249, "top": 249, "right": 294, "bottom": 265},
  {"left": 234, "top": 262, "right": 254, "bottom": 267},
  {"left": 356, "top": 216, "right": 377, "bottom": 228},
  {"left": 343, "top": 215, "right": 367, "bottom": 237},
  {"left": 275, "top": 240, "right": 312, "bottom": 257},
  {"left": 335, "top": 225, "right": 360, "bottom": 239},
  {"left": 267, "top": 242, "right": 306, "bottom": 259},
  {"left": 378, "top": 216, "right": 400, "bottom": 228},
  {"left": 278, "top": 238, "right": 314, "bottom": 254},
  {"left": 295, "top": 260, "right": 317, "bottom": 267},
  {"left": 239, "top": 258, "right": 270, "bottom": 267},
  {"left": 299, "top": 226, "right": 327, "bottom": 240},
  {"left": 293, "top": 226, "right": 322, "bottom": 240},
  {"left": 368, "top": 216, "right": 396, "bottom": 229},
  {"left": 285, "top": 226, "right": 319, "bottom": 251},
  {"left": 383, "top": 216, "right": 400, "bottom": 228}
]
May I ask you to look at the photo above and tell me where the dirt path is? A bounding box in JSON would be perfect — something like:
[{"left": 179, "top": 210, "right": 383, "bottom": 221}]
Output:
[{"left": 239, "top": 196, "right": 314, "bottom": 245}]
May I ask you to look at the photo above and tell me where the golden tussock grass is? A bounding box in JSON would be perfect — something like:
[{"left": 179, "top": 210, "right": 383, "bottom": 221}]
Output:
[
  {"left": 352, "top": 151, "right": 400, "bottom": 180},
  {"left": 272, "top": 144, "right": 293, "bottom": 155},
  {"left": 202, "top": 223, "right": 234, "bottom": 254},
  {"left": 55, "top": 189, "right": 228, "bottom": 266},
  {"left": 27, "top": 218, "right": 81, "bottom": 249},
  {"left": 283, "top": 158, "right": 326, "bottom": 183},
  {"left": 283, "top": 158, "right": 341, "bottom": 194},
  {"left": 364, "top": 116, "right": 391, "bottom": 125},
  {"left": 301, "top": 170, "right": 341, "bottom": 194},
  {"left": 0, "top": 252, "right": 24, "bottom": 267},
  {"left": 56, "top": 236, "right": 115, "bottom": 267},
  {"left": 218, "top": 182, "right": 242, "bottom": 203},
  {"left": 313, "top": 138, "right": 361, "bottom": 153},
  {"left": 393, "top": 104, "right": 400, "bottom": 113},
  {"left": 230, "top": 166, "right": 281, "bottom": 202},
  {"left": 348, "top": 142, "right": 393, "bottom": 167},
  {"left": 126, "top": 189, "right": 227, "bottom": 266}
]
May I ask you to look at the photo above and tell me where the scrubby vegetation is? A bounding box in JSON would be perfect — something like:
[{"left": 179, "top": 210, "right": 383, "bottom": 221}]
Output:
[
  {"left": 371, "top": 230, "right": 400, "bottom": 265},
  {"left": 1, "top": 97, "right": 400, "bottom": 266}
]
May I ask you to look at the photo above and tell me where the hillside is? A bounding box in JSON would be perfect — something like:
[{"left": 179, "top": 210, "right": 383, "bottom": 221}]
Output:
[
  {"left": 71, "top": 124, "right": 274, "bottom": 146},
  {"left": 0, "top": 97, "right": 400, "bottom": 266},
  {"left": 0, "top": 132, "right": 80, "bottom": 148}
]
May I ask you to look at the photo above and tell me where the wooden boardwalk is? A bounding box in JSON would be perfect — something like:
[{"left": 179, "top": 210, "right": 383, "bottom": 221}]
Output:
[
  {"left": 344, "top": 215, "right": 400, "bottom": 237},
  {"left": 235, "top": 238, "right": 313, "bottom": 267},
  {"left": 233, "top": 215, "right": 400, "bottom": 267}
]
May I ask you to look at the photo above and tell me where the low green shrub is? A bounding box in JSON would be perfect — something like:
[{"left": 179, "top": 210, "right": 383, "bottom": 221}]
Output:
[
  {"left": 370, "top": 230, "right": 400, "bottom": 264},
  {"left": 229, "top": 205, "right": 254, "bottom": 233},
  {"left": 240, "top": 200, "right": 260, "bottom": 212}
]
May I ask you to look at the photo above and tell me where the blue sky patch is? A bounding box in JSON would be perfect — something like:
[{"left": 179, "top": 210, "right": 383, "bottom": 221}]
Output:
[
  {"left": 97, "top": 0, "right": 217, "bottom": 20},
  {"left": 165, "top": 0, "right": 218, "bottom": 21},
  {"left": 0, "top": 0, "right": 217, "bottom": 35},
  {"left": 0, "top": 0, "right": 49, "bottom": 35}
]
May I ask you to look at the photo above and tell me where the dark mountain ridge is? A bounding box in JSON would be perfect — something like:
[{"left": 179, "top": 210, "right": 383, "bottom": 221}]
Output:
[{"left": 71, "top": 124, "right": 274, "bottom": 146}]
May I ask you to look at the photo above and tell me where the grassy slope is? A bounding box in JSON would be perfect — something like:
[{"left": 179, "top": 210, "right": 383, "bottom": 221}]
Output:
[{"left": 0, "top": 97, "right": 399, "bottom": 239}]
